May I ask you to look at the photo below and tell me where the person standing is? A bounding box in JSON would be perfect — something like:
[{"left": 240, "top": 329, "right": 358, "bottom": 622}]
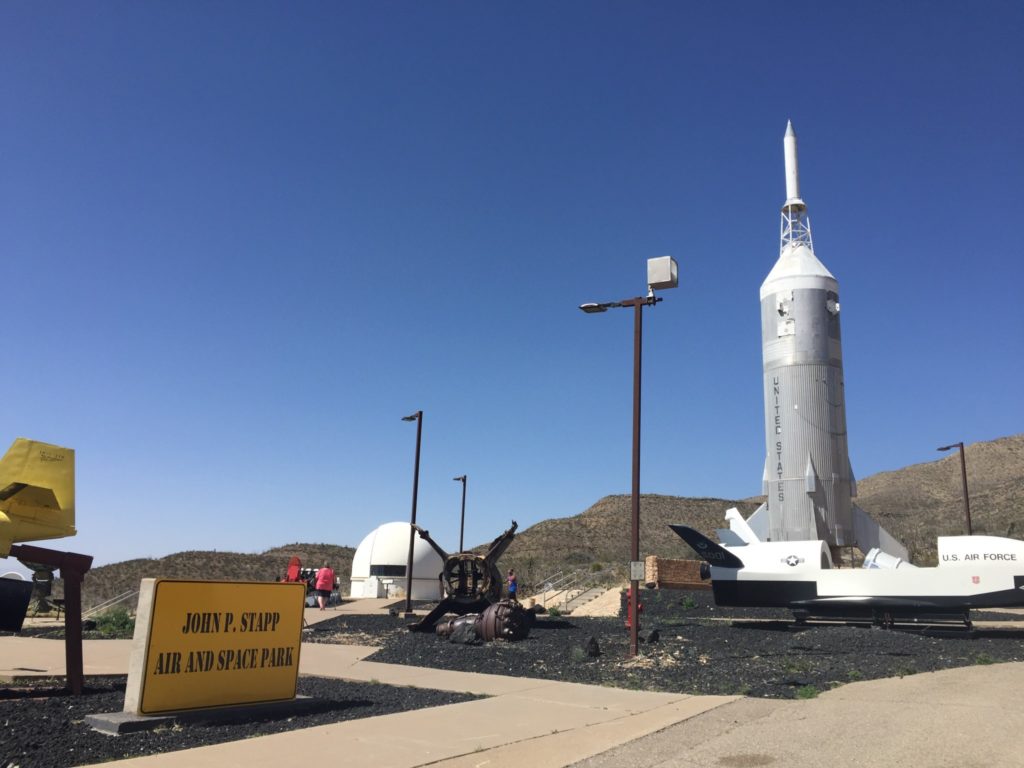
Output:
[
  {"left": 506, "top": 568, "right": 518, "bottom": 602},
  {"left": 315, "top": 562, "right": 336, "bottom": 611}
]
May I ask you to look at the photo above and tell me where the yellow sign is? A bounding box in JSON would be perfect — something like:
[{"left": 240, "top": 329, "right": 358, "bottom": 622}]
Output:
[{"left": 125, "top": 579, "right": 306, "bottom": 715}]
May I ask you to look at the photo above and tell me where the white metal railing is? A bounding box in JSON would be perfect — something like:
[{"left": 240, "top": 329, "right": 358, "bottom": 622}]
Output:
[
  {"left": 537, "top": 569, "right": 581, "bottom": 608},
  {"left": 536, "top": 567, "right": 611, "bottom": 611},
  {"left": 83, "top": 590, "right": 138, "bottom": 619}
]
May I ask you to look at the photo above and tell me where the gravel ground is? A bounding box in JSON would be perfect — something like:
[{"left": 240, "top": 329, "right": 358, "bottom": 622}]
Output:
[
  {"left": 5, "top": 590, "right": 1024, "bottom": 767},
  {"left": 1, "top": 676, "right": 480, "bottom": 768},
  {"left": 312, "top": 589, "right": 1024, "bottom": 699}
]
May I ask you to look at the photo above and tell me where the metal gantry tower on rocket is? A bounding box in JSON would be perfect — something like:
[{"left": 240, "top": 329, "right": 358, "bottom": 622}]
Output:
[{"left": 744, "top": 122, "right": 907, "bottom": 560}]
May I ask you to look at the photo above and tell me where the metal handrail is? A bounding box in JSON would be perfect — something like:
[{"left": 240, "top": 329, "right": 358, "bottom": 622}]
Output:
[
  {"left": 545, "top": 570, "right": 582, "bottom": 592},
  {"left": 536, "top": 568, "right": 582, "bottom": 607},
  {"left": 539, "top": 569, "right": 569, "bottom": 590},
  {"left": 536, "top": 567, "right": 611, "bottom": 610},
  {"left": 83, "top": 590, "right": 138, "bottom": 618}
]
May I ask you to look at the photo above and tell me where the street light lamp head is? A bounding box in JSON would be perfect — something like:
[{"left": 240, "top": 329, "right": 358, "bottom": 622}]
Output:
[
  {"left": 453, "top": 475, "right": 466, "bottom": 482},
  {"left": 647, "top": 255, "right": 679, "bottom": 292},
  {"left": 579, "top": 303, "right": 608, "bottom": 314},
  {"left": 937, "top": 443, "right": 961, "bottom": 452},
  {"left": 402, "top": 412, "right": 421, "bottom": 422}
]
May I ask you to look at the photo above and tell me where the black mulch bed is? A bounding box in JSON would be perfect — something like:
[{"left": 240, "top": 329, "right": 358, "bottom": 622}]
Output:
[
  {"left": 1, "top": 676, "right": 480, "bottom": 768},
  {"left": 5, "top": 590, "right": 1024, "bottom": 767},
  {"left": 307, "top": 589, "right": 1024, "bottom": 699}
]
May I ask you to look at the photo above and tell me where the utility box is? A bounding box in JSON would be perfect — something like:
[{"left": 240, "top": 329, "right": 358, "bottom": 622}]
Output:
[{"left": 647, "top": 256, "right": 678, "bottom": 291}]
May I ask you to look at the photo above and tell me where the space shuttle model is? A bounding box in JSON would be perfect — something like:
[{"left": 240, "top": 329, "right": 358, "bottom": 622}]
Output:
[{"left": 743, "top": 122, "right": 906, "bottom": 560}]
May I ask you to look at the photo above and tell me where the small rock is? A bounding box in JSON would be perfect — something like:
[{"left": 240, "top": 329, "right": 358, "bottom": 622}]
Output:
[{"left": 584, "top": 636, "right": 601, "bottom": 657}]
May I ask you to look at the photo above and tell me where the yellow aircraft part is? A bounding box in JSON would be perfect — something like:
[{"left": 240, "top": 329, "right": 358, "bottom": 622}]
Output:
[{"left": 0, "top": 438, "right": 75, "bottom": 557}]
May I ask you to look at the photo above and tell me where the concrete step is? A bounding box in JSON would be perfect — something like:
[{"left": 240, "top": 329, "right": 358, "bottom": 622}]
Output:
[{"left": 565, "top": 587, "right": 606, "bottom": 612}]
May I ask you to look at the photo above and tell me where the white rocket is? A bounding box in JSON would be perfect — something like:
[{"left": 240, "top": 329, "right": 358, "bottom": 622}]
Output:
[{"left": 743, "top": 122, "right": 907, "bottom": 560}]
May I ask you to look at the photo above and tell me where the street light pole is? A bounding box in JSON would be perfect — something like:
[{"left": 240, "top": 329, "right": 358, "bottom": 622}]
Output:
[
  {"left": 402, "top": 410, "right": 423, "bottom": 616},
  {"left": 580, "top": 255, "right": 678, "bottom": 658},
  {"left": 938, "top": 442, "right": 972, "bottom": 536},
  {"left": 453, "top": 475, "right": 467, "bottom": 551},
  {"left": 629, "top": 298, "right": 644, "bottom": 660}
]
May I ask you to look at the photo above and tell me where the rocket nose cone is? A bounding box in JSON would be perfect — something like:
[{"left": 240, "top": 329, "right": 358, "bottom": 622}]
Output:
[{"left": 785, "top": 120, "right": 795, "bottom": 138}]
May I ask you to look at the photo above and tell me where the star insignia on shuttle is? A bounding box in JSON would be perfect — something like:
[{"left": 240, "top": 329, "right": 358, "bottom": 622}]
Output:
[{"left": 784, "top": 555, "right": 803, "bottom": 567}]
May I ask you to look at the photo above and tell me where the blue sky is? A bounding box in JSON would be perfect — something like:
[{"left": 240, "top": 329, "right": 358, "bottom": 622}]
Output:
[{"left": 1, "top": 2, "right": 1021, "bottom": 568}]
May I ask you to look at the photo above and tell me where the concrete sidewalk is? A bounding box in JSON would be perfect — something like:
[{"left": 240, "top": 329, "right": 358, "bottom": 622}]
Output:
[
  {"left": 571, "top": 661, "right": 1024, "bottom": 768},
  {"left": 0, "top": 635, "right": 736, "bottom": 768},
  {"left": 3, "top": 634, "right": 1023, "bottom": 767}
]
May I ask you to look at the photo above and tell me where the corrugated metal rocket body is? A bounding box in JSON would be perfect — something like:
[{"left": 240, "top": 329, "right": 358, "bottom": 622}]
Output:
[
  {"left": 750, "top": 123, "right": 905, "bottom": 558},
  {"left": 759, "top": 222, "right": 853, "bottom": 543}
]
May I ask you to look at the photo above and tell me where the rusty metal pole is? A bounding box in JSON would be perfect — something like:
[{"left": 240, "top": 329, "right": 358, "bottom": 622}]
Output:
[
  {"left": 938, "top": 441, "right": 973, "bottom": 536},
  {"left": 10, "top": 544, "right": 92, "bottom": 694},
  {"left": 62, "top": 568, "right": 85, "bottom": 694},
  {"left": 454, "top": 475, "right": 468, "bottom": 551},
  {"left": 403, "top": 410, "right": 423, "bottom": 617},
  {"left": 957, "top": 444, "right": 973, "bottom": 536},
  {"left": 580, "top": 294, "right": 661, "bottom": 658},
  {"left": 629, "top": 298, "right": 643, "bottom": 658}
]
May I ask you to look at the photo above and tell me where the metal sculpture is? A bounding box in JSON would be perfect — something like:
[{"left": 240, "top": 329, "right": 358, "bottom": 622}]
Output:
[
  {"left": 434, "top": 600, "right": 532, "bottom": 643},
  {"left": 408, "top": 520, "right": 517, "bottom": 633}
]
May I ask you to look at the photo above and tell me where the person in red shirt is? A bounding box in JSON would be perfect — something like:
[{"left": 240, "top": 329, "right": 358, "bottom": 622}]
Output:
[{"left": 315, "top": 562, "right": 336, "bottom": 611}]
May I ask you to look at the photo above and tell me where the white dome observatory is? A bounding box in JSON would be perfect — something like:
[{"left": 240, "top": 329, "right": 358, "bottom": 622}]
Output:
[{"left": 349, "top": 521, "right": 443, "bottom": 600}]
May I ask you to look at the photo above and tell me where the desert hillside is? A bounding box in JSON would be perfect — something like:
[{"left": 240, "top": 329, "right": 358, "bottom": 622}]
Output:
[
  {"left": 73, "top": 544, "right": 354, "bottom": 612},
  {"left": 500, "top": 434, "right": 1024, "bottom": 582},
  {"left": 55, "top": 434, "right": 1023, "bottom": 610}
]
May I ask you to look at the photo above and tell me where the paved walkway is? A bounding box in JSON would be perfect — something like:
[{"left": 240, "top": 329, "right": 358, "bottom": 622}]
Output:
[
  {"left": 3, "top": 605, "right": 1024, "bottom": 768},
  {"left": 571, "top": 662, "right": 1024, "bottom": 768},
  {"left": 0, "top": 634, "right": 735, "bottom": 768}
]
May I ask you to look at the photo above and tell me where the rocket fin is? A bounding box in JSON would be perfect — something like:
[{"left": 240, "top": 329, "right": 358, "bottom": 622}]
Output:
[
  {"left": 725, "top": 507, "right": 761, "bottom": 544},
  {"left": 716, "top": 529, "right": 747, "bottom": 547},
  {"left": 804, "top": 454, "right": 819, "bottom": 494},
  {"left": 812, "top": 506, "right": 831, "bottom": 541},
  {"left": 745, "top": 503, "right": 769, "bottom": 541},
  {"left": 762, "top": 455, "right": 770, "bottom": 496},
  {"left": 849, "top": 457, "right": 858, "bottom": 498},
  {"left": 669, "top": 525, "right": 745, "bottom": 569},
  {"left": 852, "top": 504, "right": 909, "bottom": 561}
]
